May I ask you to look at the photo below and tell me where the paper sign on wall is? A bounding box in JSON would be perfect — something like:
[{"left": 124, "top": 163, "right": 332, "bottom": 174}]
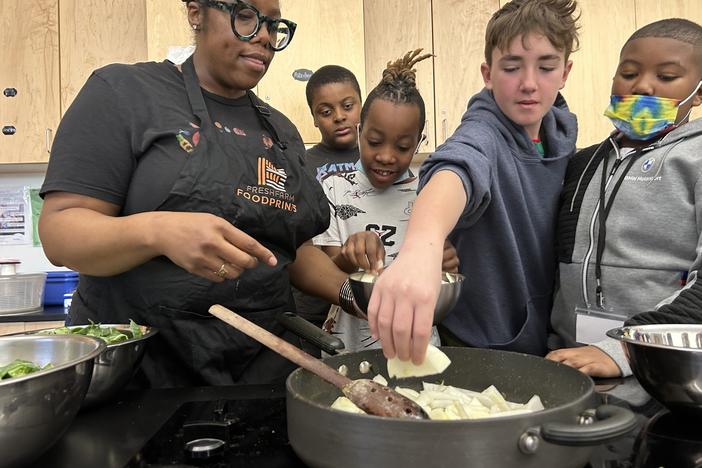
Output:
[{"left": 0, "top": 186, "right": 31, "bottom": 245}]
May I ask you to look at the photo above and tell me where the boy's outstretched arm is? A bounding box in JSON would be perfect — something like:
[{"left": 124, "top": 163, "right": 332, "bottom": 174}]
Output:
[{"left": 367, "top": 170, "right": 467, "bottom": 364}]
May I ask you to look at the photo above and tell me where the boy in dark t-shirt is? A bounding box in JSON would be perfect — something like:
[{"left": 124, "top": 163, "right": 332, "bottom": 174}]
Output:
[
  {"left": 293, "top": 65, "right": 362, "bottom": 327},
  {"left": 304, "top": 65, "right": 362, "bottom": 182}
]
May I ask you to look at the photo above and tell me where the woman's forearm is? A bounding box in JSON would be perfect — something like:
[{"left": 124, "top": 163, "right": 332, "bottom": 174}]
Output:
[{"left": 40, "top": 206, "right": 162, "bottom": 276}]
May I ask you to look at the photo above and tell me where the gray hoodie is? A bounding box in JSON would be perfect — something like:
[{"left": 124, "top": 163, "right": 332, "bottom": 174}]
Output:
[
  {"left": 550, "top": 118, "right": 702, "bottom": 375},
  {"left": 419, "top": 88, "right": 577, "bottom": 355}
]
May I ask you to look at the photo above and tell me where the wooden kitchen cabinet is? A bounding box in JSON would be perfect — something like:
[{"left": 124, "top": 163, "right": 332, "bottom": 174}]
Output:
[
  {"left": 560, "top": 0, "right": 637, "bottom": 149},
  {"left": 146, "top": 0, "right": 192, "bottom": 62},
  {"left": 59, "top": 0, "right": 148, "bottom": 114},
  {"left": 256, "top": 0, "right": 366, "bottom": 144},
  {"left": 5, "top": 0, "right": 702, "bottom": 162},
  {"left": 0, "top": 0, "right": 60, "bottom": 164},
  {"left": 363, "top": 0, "right": 436, "bottom": 152},
  {"left": 432, "top": 0, "right": 499, "bottom": 146}
]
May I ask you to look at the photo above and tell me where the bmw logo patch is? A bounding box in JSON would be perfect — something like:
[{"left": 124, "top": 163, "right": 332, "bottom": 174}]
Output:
[{"left": 641, "top": 158, "right": 655, "bottom": 172}]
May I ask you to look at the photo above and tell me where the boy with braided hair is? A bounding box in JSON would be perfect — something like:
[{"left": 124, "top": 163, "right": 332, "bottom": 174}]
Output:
[
  {"left": 369, "top": 0, "right": 579, "bottom": 364},
  {"left": 314, "top": 50, "right": 458, "bottom": 352}
]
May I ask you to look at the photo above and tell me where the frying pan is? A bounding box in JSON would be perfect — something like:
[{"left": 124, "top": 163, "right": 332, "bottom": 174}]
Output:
[{"left": 279, "top": 312, "right": 637, "bottom": 468}]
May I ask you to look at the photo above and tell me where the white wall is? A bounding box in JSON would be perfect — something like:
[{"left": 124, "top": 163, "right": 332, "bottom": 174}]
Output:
[{"left": 0, "top": 169, "right": 65, "bottom": 274}]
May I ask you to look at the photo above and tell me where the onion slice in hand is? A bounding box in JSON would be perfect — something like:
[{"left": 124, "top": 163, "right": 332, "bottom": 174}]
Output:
[{"left": 387, "top": 344, "right": 451, "bottom": 378}]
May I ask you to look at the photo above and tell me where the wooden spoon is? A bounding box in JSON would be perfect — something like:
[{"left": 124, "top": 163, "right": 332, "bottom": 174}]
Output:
[{"left": 209, "top": 304, "right": 428, "bottom": 420}]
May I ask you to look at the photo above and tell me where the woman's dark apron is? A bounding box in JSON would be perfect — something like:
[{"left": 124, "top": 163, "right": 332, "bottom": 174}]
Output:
[{"left": 68, "top": 57, "right": 329, "bottom": 387}]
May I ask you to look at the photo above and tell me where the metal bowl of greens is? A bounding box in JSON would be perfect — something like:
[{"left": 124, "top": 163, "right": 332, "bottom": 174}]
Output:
[
  {"left": 0, "top": 334, "right": 105, "bottom": 467},
  {"left": 28, "top": 321, "right": 157, "bottom": 407}
]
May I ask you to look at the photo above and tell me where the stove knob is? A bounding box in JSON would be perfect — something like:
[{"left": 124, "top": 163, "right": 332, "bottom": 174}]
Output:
[{"left": 184, "top": 437, "right": 225, "bottom": 460}]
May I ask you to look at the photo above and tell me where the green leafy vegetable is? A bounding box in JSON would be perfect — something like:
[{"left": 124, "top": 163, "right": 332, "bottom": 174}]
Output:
[
  {"left": 0, "top": 359, "right": 53, "bottom": 380},
  {"left": 40, "top": 319, "right": 144, "bottom": 345}
]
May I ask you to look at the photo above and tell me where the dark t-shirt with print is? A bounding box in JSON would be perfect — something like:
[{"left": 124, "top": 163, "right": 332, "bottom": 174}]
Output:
[
  {"left": 304, "top": 144, "right": 359, "bottom": 183},
  {"left": 41, "top": 61, "right": 274, "bottom": 215}
]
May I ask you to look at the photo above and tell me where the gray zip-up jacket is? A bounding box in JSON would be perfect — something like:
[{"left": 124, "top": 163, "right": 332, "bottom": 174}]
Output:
[
  {"left": 550, "top": 118, "right": 702, "bottom": 375},
  {"left": 419, "top": 88, "right": 577, "bottom": 355}
]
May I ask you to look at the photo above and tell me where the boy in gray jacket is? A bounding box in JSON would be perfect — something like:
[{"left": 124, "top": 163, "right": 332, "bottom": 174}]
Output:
[{"left": 547, "top": 18, "right": 702, "bottom": 377}]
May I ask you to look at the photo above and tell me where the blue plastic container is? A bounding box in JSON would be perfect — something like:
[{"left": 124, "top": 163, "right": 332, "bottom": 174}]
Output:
[{"left": 43, "top": 271, "right": 79, "bottom": 306}]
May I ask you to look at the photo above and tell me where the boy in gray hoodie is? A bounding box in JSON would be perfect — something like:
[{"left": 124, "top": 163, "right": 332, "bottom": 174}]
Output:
[
  {"left": 367, "top": 0, "right": 580, "bottom": 364},
  {"left": 547, "top": 18, "right": 702, "bottom": 377}
]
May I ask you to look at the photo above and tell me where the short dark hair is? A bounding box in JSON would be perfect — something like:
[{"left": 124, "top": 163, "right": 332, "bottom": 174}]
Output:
[
  {"left": 625, "top": 18, "right": 702, "bottom": 71},
  {"left": 627, "top": 18, "right": 702, "bottom": 46},
  {"left": 305, "top": 65, "right": 362, "bottom": 111},
  {"left": 360, "top": 49, "right": 431, "bottom": 134},
  {"left": 484, "top": 0, "right": 580, "bottom": 65}
]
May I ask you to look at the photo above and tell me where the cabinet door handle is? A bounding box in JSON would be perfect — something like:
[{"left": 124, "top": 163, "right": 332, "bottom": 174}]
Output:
[
  {"left": 45, "top": 128, "right": 53, "bottom": 154},
  {"left": 441, "top": 118, "right": 447, "bottom": 142}
]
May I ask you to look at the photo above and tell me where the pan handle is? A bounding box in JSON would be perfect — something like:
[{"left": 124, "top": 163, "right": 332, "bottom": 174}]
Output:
[
  {"left": 277, "top": 312, "right": 346, "bottom": 356},
  {"left": 538, "top": 405, "right": 638, "bottom": 446}
]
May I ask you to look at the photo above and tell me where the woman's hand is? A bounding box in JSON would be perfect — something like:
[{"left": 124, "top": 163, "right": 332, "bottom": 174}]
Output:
[
  {"left": 339, "top": 231, "right": 386, "bottom": 273},
  {"left": 545, "top": 346, "right": 622, "bottom": 378},
  {"left": 441, "top": 239, "right": 459, "bottom": 273},
  {"left": 152, "top": 211, "right": 277, "bottom": 282}
]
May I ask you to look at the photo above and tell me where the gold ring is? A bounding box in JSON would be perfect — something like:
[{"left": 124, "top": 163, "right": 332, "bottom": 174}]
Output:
[{"left": 215, "top": 263, "right": 228, "bottom": 278}]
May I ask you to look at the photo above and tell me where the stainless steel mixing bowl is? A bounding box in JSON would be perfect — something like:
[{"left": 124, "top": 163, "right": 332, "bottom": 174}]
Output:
[
  {"left": 25, "top": 324, "right": 157, "bottom": 407},
  {"left": 607, "top": 324, "right": 702, "bottom": 415},
  {"left": 349, "top": 271, "right": 465, "bottom": 324},
  {"left": 0, "top": 334, "right": 105, "bottom": 468},
  {"left": 83, "top": 324, "right": 156, "bottom": 407}
]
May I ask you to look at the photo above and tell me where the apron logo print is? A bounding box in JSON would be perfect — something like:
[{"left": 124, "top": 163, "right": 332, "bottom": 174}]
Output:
[
  {"left": 258, "top": 157, "right": 287, "bottom": 192},
  {"left": 235, "top": 158, "right": 298, "bottom": 213}
]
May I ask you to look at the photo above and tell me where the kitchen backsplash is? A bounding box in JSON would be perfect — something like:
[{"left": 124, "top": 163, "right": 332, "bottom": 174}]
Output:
[{"left": 0, "top": 170, "right": 61, "bottom": 273}]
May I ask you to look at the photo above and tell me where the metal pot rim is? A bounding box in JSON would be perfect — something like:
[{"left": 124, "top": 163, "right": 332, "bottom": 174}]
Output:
[
  {"left": 607, "top": 325, "right": 702, "bottom": 353},
  {"left": 0, "top": 334, "right": 106, "bottom": 386},
  {"left": 21, "top": 323, "right": 158, "bottom": 348}
]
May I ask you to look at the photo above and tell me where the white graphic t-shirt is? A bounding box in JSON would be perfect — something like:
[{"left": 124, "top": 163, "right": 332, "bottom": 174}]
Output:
[{"left": 314, "top": 163, "right": 441, "bottom": 351}]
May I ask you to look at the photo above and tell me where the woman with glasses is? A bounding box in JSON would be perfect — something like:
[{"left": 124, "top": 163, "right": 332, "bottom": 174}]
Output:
[{"left": 38, "top": 0, "right": 346, "bottom": 387}]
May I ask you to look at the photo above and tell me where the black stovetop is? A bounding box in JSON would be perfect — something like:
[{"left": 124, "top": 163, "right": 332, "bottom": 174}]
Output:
[
  {"left": 127, "top": 397, "right": 304, "bottom": 468},
  {"left": 32, "top": 380, "right": 702, "bottom": 468}
]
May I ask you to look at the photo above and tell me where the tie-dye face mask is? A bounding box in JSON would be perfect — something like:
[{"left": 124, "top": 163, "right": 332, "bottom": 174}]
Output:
[{"left": 604, "top": 81, "right": 702, "bottom": 140}]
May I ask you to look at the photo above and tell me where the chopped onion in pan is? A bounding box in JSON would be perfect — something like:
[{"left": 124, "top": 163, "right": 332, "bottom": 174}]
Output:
[{"left": 331, "top": 382, "right": 544, "bottom": 420}]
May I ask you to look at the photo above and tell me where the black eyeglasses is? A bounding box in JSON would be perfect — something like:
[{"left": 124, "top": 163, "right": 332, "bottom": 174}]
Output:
[{"left": 201, "top": 0, "right": 296, "bottom": 51}]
